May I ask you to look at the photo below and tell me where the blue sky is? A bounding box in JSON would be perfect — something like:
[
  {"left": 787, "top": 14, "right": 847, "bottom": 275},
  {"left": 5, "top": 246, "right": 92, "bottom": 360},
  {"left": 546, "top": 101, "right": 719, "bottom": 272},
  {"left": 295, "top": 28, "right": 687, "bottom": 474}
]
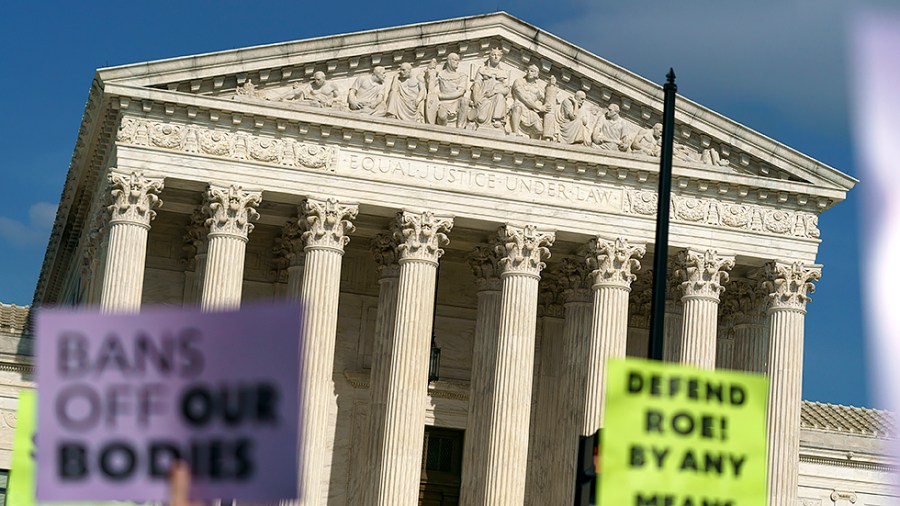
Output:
[{"left": 0, "top": 1, "right": 886, "bottom": 407}]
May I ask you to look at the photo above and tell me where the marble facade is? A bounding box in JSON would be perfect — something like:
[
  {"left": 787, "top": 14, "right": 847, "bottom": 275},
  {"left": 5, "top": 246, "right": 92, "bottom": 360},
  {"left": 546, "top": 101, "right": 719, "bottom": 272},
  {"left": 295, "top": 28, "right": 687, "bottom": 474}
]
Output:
[{"left": 11, "top": 12, "right": 896, "bottom": 506}]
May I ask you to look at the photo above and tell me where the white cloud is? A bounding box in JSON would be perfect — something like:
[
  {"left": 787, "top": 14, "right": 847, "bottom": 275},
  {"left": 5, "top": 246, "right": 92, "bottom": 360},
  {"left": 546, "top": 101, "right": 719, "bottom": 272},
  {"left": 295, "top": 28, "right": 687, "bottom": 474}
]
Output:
[{"left": 0, "top": 201, "right": 57, "bottom": 248}]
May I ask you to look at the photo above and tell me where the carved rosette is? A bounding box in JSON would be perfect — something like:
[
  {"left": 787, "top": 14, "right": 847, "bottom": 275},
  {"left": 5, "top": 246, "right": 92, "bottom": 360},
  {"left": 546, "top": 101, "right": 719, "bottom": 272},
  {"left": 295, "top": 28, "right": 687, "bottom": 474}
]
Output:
[
  {"left": 761, "top": 261, "right": 821, "bottom": 313},
  {"left": 495, "top": 225, "right": 555, "bottom": 278},
  {"left": 370, "top": 232, "right": 400, "bottom": 278},
  {"left": 106, "top": 171, "right": 163, "bottom": 227},
  {"left": 555, "top": 257, "right": 593, "bottom": 303},
  {"left": 587, "top": 237, "right": 646, "bottom": 290},
  {"left": 203, "top": 184, "right": 262, "bottom": 240},
  {"left": 721, "top": 277, "right": 767, "bottom": 325},
  {"left": 467, "top": 244, "right": 502, "bottom": 292},
  {"left": 299, "top": 198, "right": 358, "bottom": 252},
  {"left": 675, "top": 249, "right": 735, "bottom": 301},
  {"left": 393, "top": 211, "right": 453, "bottom": 264}
]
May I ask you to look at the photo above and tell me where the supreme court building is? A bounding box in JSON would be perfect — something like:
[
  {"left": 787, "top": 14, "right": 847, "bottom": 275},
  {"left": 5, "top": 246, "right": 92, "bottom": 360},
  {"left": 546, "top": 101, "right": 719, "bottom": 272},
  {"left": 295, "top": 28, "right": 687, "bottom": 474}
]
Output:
[{"left": 7, "top": 12, "right": 898, "bottom": 506}]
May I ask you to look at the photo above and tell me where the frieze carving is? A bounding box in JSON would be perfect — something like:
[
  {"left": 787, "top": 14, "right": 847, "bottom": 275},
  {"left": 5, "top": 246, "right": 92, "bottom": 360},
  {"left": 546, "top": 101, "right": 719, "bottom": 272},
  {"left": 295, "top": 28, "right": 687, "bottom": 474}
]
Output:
[
  {"left": 624, "top": 189, "right": 820, "bottom": 239},
  {"left": 202, "top": 184, "right": 262, "bottom": 239},
  {"left": 586, "top": 236, "right": 646, "bottom": 290},
  {"left": 495, "top": 224, "right": 554, "bottom": 277},
  {"left": 107, "top": 170, "right": 164, "bottom": 226},
  {"left": 761, "top": 261, "right": 821, "bottom": 313},
  {"left": 467, "top": 244, "right": 502, "bottom": 292},
  {"left": 393, "top": 210, "right": 453, "bottom": 264},
  {"left": 117, "top": 117, "right": 337, "bottom": 170},
  {"left": 300, "top": 197, "right": 358, "bottom": 251},
  {"left": 674, "top": 249, "right": 735, "bottom": 301},
  {"left": 220, "top": 48, "right": 739, "bottom": 168}
]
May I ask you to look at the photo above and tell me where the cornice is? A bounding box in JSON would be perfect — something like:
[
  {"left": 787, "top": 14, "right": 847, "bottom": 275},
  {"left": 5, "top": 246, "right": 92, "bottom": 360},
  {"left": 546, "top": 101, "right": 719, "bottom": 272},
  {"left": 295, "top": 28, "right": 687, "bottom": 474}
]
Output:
[{"left": 96, "top": 12, "right": 856, "bottom": 194}]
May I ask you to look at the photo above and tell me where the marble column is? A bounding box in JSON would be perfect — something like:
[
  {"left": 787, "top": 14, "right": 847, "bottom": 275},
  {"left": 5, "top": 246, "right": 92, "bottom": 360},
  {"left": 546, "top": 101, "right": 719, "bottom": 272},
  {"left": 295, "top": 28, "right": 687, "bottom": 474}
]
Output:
[
  {"left": 584, "top": 237, "right": 645, "bottom": 430},
  {"left": 674, "top": 249, "right": 734, "bottom": 369},
  {"left": 663, "top": 259, "right": 683, "bottom": 362},
  {"left": 726, "top": 278, "right": 769, "bottom": 373},
  {"left": 274, "top": 218, "right": 304, "bottom": 301},
  {"left": 82, "top": 206, "right": 109, "bottom": 305},
  {"left": 556, "top": 258, "right": 593, "bottom": 505},
  {"left": 715, "top": 317, "right": 735, "bottom": 369},
  {"left": 99, "top": 170, "right": 163, "bottom": 313},
  {"left": 364, "top": 232, "right": 401, "bottom": 505},
  {"left": 460, "top": 245, "right": 502, "bottom": 506},
  {"left": 198, "top": 184, "right": 261, "bottom": 311},
  {"left": 762, "top": 261, "right": 821, "bottom": 506},
  {"left": 372, "top": 211, "right": 452, "bottom": 506},
  {"left": 294, "top": 198, "right": 358, "bottom": 506},
  {"left": 482, "top": 224, "right": 554, "bottom": 506}
]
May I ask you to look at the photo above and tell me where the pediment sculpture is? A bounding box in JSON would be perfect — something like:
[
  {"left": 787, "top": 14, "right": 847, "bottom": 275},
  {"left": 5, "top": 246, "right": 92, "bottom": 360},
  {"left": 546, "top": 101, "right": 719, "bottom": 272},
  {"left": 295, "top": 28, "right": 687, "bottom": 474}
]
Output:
[{"left": 231, "top": 47, "right": 731, "bottom": 168}]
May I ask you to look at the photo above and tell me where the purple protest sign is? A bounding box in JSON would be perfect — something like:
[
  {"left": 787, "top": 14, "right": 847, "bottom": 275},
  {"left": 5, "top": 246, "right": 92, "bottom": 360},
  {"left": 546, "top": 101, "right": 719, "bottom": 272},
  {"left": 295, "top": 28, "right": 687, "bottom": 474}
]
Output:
[{"left": 36, "top": 302, "right": 301, "bottom": 502}]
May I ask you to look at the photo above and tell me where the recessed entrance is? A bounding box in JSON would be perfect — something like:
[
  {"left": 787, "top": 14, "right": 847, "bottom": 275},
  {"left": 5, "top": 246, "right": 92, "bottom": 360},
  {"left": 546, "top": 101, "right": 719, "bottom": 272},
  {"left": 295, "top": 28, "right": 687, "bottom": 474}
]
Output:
[{"left": 419, "top": 426, "right": 464, "bottom": 506}]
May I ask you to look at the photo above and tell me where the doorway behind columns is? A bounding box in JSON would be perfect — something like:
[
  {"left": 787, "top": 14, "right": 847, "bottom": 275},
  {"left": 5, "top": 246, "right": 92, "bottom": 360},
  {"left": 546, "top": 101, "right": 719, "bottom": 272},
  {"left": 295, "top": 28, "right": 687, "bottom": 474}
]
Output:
[{"left": 419, "top": 426, "right": 465, "bottom": 505}]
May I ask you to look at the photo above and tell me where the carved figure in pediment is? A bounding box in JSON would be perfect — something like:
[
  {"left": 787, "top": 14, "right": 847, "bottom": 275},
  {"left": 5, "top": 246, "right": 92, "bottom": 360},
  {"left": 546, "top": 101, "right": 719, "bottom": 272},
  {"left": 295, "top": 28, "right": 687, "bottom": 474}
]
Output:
[
  {"left": 348, "top": 66, "right": 387, "bottom": 114},
  {"left": 541, "top": 76, "right": 560, "bottom": 141},
  {"left": 386, "top": 62, "right": 426, "bottom": 122},
  {"left": 592, "top": 104, "right": 632, "bottom": 151},
  {"left": 558, "top": 90, "right": 590, "bottom": 145},
  {"left": 301, "top": 71, "right": 339, "bottom": 108},
  {"left": 673, "top": 142, "right": 729, "bottom": 166},
  {"left": 632, "top": 123, "right": 662, "bottom": 156},
  {"left": 470, "top": 47, "right": 511, "bottom": 130},
  {"left": 510, "top": 64, "right": 549, "bottom": 138},
  {"left": 425, "top": 53, "right": 470, "bottom": 128}
]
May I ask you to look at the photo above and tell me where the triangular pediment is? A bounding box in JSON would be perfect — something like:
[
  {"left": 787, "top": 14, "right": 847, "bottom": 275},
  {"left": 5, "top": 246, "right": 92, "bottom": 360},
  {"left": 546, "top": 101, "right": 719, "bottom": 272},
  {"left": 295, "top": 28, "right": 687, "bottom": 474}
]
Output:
[{"left": 97, "top": 12, "right": 856, "bottom": 195}]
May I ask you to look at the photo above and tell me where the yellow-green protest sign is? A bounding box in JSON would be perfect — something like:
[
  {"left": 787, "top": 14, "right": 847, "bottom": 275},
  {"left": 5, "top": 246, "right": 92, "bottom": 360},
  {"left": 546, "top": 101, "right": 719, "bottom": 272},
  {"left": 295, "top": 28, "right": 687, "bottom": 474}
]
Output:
[
  {"left": 7, "top": 390, "right": 138, "bottom": 506},
  {"left": 599, "top": 358, "right": 768, "bottom": 506}
]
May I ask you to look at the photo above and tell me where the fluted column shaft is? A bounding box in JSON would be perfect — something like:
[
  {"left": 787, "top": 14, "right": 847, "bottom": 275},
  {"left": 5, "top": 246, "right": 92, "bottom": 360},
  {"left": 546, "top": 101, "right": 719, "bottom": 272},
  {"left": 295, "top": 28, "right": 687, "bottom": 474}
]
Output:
[
  {"left": 732, "top": 321, "right": 767, "bottom": 372},
  {"left": 294, "top": 198, "right": 357, "bottom": 506},
  {"left": 460, "top": 243, "right": 502, "bottom": 506},
  {"left": 101, "top": 222, "right": 152, "bottom": 312},
  {"left": 364, "top": 234, "right": 401, "bottom": 505},
  {"left": 583, "top": 237, "right": 645, "bottom": 431},
  {"left": 482, "top": 225, "right": 554, "bottom": 506},
  {"left": 763, "top": 261, "right": 820, "bottom": 506},
  {"left": 675, "top": 249, "right": 734, "bottom": 369},
  {"left": 586, "top": 285, "right": 631, "bottom": 429},
  {"left": 373, "top": 211, "right": 452, "bottom": 506},
  {"left": 557, "top": 296, "right": 591, "bottom": 504},
  {"left": 199, "top": 184, "right": 261, "bottom": 311},
  {"left": 679, "top": 295, "right": 720, "bottom": 368},
  {"left": 663, "top": 298, "right": 683, "bottom": 362},
  {"left": 99, "top": 171, "right": 163, "bottom": 313}
]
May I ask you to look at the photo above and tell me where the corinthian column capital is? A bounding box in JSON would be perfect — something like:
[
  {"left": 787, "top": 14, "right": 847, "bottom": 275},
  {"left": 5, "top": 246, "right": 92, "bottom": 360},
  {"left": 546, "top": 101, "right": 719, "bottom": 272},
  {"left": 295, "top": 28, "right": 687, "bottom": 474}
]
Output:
[
  {"left": 761, "top": 261, "right": 821, "bottom": 313},
  {"left": 107, "top": 170, "right": 164, "bottom": 226},
  {"left": 496, "top": 224, "right": 555, "bottom": 278},
  {"left": 393, "top": 210, "right": 453, "bottom": 264},
  {"left": 468, "top": 244, "right": 502, "bottom": 292},
  {"left": 675, "top": 249, "right": 735, "bottom": 301},
  {"left": 721, "top": 277, "right": 768, "bottom": 325},
  {"left": 203, "top": 184, "right": 262, "bottom": 240},
  {"left": 556, "top": 257, "right": 593, "bottom": 302},
  {"left": 371, "top": 232, "right": 400, "bottom": 278},
  {"left": 300, "top": 197, "right": 359, "bottom": 251},
  {"left": 587, "top": 237, "right": 646, "bottom": 290}
]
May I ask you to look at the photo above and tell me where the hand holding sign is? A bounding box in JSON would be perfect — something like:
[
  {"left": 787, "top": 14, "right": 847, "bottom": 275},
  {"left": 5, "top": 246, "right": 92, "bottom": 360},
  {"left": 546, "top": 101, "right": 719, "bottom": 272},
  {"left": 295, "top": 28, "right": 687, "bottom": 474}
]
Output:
[{"left": 169, "top": 461, "right": 206, "bottom": 506}]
